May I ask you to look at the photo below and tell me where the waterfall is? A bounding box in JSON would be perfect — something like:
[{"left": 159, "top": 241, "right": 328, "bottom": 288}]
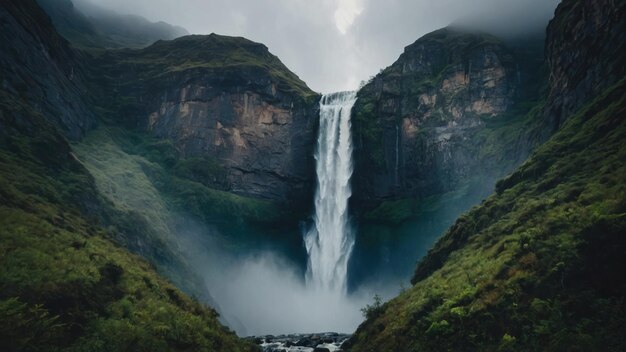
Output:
[
  {"left": 305, "top": 91, "right": 357, "bottom": 292},
  {"left": 395, "top": 124, "right": 400, "bottom": 186}
]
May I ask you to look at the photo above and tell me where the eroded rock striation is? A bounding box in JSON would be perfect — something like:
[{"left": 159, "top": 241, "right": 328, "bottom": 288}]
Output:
[
  {"left": 352, "top": 28, "right": 540, "bottom": 208},
  {"left": 544, "top": 0, "right": 626, "bottom": 129}
]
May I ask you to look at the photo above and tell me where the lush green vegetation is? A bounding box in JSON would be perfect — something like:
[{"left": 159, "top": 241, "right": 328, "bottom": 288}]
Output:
[
  {"left": 346, "top": 81, "right": 626, "bottom": 351},
  {"left": 0, "top": 93, "right": 256, "bottom": 351},
  {"left": 75, "top": 127, "right": 284, "bottom": 227},
  {"left": 73, "top": 125, "right": 305, "bottom": 263}
]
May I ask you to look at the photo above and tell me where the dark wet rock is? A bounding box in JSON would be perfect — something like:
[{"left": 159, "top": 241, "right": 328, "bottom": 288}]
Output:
[
  {"left": 294, "top": 337, "right": 312, "bottom": 347},
  {"left": 543, "top": 0, "right": 626, "bottom": 130},
  {"left": 0, "top": 0, "right": 97, "bottom": 140},
  {"left": 351, "top": 27, "right": 544, "bottom": 209},
  {"left": 254, "top": 332, "right": 351, "bottom": 352}
]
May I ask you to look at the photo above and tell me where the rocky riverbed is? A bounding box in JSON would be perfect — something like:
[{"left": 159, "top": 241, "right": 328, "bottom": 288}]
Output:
[{"left": 248, "top": 332, "right": 351, "bottom": 352}]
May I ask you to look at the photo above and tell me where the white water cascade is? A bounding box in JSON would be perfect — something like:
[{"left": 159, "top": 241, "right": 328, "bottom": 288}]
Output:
[{"left": 304, "top": 91, "right": 357, "bottom": 293}]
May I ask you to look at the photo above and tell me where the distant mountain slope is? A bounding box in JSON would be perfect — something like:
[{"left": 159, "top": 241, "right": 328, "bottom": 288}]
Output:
[
  {"left": 345, "top": 0, "right": 626, "bottom": 350},
  {"left": 36, "top": 0, "right": 188, "bottom": 48}
]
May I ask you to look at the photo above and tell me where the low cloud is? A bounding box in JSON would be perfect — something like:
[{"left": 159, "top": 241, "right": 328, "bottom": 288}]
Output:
[{"left": 77, "top": 0, "right": 560, "bottom": 92}]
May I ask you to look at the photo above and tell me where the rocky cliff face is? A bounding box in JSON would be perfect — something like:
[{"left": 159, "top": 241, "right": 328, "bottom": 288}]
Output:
[
  {"left": 0, "top": 0, "right": 96, "bottom": 139},
  {"left": 544, "top": 0, "right": 626, "bottom": 130},
  {"left": 352, "top": 28, "right": 539, "bottom": 209},
  {"left": 91, "top": 34, "right": 320, "bottom": 206}
]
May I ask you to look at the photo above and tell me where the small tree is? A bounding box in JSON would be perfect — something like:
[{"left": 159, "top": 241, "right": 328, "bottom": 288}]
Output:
[{"left": 361, "top": 294, "right": 384, "bottom": 319}]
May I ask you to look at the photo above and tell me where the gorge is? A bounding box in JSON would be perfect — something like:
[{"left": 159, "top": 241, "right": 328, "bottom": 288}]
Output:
[{"left": 0, "top": 0, "right": 625, "bottom": 351}]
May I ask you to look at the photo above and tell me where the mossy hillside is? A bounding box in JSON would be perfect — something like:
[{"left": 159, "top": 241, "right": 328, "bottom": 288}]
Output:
[
  {"left": 0, "top": 211, "right": 255, "bottom": 352},
  {"left": 74, "top": 126, "right": 302, "bottom": 256},
  {"left": 76, "top": 127, "right": 284, "bottom": 224},
  {"left": 60, "top": 127, "right": 210, "bottom": 301},
  {"left": 0, "top": 95, "right": 255, "bottom": 351},
  {"left": 74, "top": 129, "right": 173, "bottom": 240},
  {"left": 346, "top": 81, "right": 626, "bottom": 351}
]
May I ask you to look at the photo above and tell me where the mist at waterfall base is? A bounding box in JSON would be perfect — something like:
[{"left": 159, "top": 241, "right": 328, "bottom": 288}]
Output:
[
  {"left": 176, "top": 217, "right": 401, "bottom": 336},
  {"left": 172, "top": 171, "right": 497, "bottom": 337}
]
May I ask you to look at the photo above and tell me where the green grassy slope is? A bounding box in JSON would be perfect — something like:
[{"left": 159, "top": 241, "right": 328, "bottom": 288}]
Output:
[
  {"left": 0, "top": 94, "right": 256, "bottom": 351},
  {"left": 345, "top": 79, "right": 626, "bottom": 351},
  {"left": 73, "top": 126, "right": 292, "bottom": 241}
]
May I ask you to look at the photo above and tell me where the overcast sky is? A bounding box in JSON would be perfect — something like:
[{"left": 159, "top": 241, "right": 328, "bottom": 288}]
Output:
[{"left": 80, "top": 0, "right": 561, "bottom": 93}]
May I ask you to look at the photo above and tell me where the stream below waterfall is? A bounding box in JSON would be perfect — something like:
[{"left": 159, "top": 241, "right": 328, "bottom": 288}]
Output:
[{"left": 250, "top": 332, "right": 351, "bottom": 352}]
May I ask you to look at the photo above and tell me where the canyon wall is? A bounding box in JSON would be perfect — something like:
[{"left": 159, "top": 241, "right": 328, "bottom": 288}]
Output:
[
  {"left": 91, "top": 34, "right": 320, "bottom": 206},
  {"left": 352, "top": 28, "right": 543, "bottom": 210}
]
